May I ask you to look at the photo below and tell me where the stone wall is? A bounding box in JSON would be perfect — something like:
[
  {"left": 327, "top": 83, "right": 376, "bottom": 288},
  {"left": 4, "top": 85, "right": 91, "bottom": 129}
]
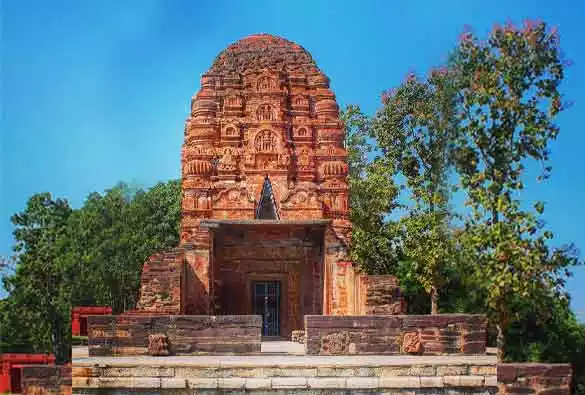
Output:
[
  {"left": 88, "top": 315, "right": 261, "bottom": 356},
  {"left": 498, "top": 363, "right": 572, "bottom": 395},
  {"left": 357, "top": 275, "right": 406, "bottom": 315},
  {"left": 305, "top": 314, "right": 487, "bottom": 355},
  {"left": 136, "top": 248, "right": 184, "bottom": 314},
  {"left": 21, "top": 365, "right": 71, "bottom": 395}
]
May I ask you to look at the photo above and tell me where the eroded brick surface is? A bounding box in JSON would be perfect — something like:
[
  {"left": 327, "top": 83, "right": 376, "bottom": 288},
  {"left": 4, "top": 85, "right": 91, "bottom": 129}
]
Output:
[
  {"left": 305, "top": 314, "right": 487, "bottom": 355},
  {"left": 21, "top": 365, "right": 72, "bottom": 395},
  {"left": 497, "top": 363, "right": 572, "bottom": 395},
  {"left": 87, "top": 315, "right": 262, "bottom": 356}
]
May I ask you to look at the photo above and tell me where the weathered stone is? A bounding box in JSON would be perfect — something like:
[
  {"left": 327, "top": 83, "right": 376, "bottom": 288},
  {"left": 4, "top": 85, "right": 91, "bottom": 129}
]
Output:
[
  {"left": 345, "top": 377, "right": 380, "bottom": 389},
  {"left": 380, "top": 376, "right": 422, "bottom": 388},
  {"left": 271, "top": 377, "right": 308, "bottom": 389},
  {"left": 402, "top": 332, "right": 422, "bottom": 354},
  {"left": 307, "top": 377, "right": 347, "bottom": 388}
]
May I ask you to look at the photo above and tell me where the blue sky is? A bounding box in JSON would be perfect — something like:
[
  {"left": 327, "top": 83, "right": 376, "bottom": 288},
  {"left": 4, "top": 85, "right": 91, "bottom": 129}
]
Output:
[{"left": 2, "top": 0, "right": 584, "bottom": 319}]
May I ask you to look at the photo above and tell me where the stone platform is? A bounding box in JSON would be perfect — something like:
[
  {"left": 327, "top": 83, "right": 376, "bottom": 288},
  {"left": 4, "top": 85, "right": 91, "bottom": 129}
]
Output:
[{"left": 72, "top": 348, "right": 498, "bottom": 394}]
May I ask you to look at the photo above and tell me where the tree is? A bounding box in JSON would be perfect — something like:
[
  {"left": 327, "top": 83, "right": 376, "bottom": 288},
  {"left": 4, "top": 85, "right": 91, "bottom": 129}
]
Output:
[
  {"left": 342, "top": 105, "right": 402, "bottom": 274},
  {"left": 450, "top": 20, "right": 576, "bottom": 361},
  {"left": 373, "top": 70, "right": 460, "bottom": 314},
  {"left": 4, "top": 193, "right": 73, "bottom": 363}
]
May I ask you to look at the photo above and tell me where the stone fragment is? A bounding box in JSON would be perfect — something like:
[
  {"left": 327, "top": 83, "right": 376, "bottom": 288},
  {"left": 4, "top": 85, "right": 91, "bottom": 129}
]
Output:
[
  {"left": 402, "top": 331, "right": 422, "bottom": 354},
  {"left": 147, "top": 333, "right": 169, "bottom": 356}
]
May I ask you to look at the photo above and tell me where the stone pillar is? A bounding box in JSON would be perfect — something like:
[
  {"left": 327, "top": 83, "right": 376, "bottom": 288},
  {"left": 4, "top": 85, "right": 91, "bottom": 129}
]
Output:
[{"left": 324, "top": 220, "right": 354, "bottom": 315}]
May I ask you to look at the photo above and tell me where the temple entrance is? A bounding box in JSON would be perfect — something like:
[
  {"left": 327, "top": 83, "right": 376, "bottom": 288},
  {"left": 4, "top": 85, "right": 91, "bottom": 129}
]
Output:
[{"left": 252, "top": 281, "right": 281, "bottom": 336}]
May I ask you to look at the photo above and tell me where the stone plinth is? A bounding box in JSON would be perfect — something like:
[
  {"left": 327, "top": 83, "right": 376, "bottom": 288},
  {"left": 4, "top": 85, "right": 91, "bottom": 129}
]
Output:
[{"left": 72, "top": 353, "right": 498, "bottom": 394}]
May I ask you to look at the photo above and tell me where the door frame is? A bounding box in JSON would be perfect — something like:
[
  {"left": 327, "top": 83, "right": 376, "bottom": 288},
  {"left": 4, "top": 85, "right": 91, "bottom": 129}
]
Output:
[{"left": 248, "top": 273, "right": 288, "bottom": 338}]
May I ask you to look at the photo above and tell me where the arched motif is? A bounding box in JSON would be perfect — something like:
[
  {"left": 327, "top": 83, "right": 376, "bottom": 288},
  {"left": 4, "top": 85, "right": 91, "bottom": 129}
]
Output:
[
  {"left": 257, "top": 76, "right": 274, "bottom": 91},
  {"left": 256, "top": 104, "right": 275, "bottom": 121}
]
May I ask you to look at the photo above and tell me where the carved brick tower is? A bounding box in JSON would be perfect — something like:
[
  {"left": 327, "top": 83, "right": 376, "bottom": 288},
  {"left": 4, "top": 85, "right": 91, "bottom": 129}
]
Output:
[{"left": 137, "top": 34, "right": 372, "bottom": 337}]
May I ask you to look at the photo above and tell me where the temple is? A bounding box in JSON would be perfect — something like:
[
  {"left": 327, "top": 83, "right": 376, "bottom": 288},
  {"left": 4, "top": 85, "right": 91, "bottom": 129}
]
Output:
[
  {"left": 74, "top": 34, "right": 573, "bottom": 395},
  {"left": 134, "top": 34, "right": 402, "bottom": 338}
]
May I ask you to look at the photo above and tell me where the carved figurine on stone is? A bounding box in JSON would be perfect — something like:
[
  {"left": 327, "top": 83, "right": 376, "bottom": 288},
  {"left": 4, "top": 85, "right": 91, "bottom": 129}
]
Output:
[
  {"left": 148, "top": 334, "right": 170, "bottom": 356},
  {"left": 402, "top": 332, "right": 422, "bottom": 354}
]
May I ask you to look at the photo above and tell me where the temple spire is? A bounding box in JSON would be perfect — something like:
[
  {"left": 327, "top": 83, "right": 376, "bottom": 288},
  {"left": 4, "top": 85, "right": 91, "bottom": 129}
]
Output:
[{"left": 256, "top": 175, "right": 279, "bottom": 220}]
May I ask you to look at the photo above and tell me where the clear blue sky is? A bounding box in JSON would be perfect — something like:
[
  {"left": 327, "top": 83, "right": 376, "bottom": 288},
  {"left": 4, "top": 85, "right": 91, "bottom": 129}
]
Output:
[{"left": 2, "top": 0, "right": 584, "bottom": 319}]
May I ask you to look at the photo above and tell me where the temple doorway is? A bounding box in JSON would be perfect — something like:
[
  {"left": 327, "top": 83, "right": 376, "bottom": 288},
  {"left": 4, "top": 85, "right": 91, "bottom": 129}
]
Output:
[{"left": 252, "top": 281, "right": 281, "bottom": 336}]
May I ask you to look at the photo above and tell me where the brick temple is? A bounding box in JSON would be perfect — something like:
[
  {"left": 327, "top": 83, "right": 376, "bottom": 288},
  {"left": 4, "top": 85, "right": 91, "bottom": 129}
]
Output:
[
  {"left": 134, "top": 34, "right": 402, "bottom": 338},
  {"left": 77, "top": 34, "right": 573, "bottom": 395}
]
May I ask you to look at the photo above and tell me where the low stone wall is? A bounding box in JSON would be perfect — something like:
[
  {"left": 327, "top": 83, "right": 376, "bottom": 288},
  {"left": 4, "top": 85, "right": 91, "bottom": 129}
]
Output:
[
  {"left": 21, "top": 365, "right": 71, "bottom": 395},
  {"left": 305, "top": 314, "right": 486, "bottom": 355},
  {"left": 498, "top": 363, "right": 572, "bottom": 395},
  {"left": 88, "top": 315, "right": 262, "bottom": 356}
]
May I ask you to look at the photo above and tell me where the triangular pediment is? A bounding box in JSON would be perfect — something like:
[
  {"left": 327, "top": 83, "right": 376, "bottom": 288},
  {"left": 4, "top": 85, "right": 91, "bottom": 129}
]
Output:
[{"left": 256, "top": 176, "right": 279, "bottom": 220}]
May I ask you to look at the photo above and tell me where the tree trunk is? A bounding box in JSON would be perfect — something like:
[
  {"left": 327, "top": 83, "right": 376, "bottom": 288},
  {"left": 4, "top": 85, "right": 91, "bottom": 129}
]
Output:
[
  {"left": 496, "top": 323, "right": 505, "bottom": 363},
  {"left": 430, "top": 285, "right": 439, "bottom": 315}
]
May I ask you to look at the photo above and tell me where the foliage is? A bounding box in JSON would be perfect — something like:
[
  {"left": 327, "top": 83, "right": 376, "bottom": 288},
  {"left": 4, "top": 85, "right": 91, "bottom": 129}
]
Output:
[
  {"left": 342, "top": 105, "right": 403, "bottom": 274},
  {"left": 448, "top": 20, "right": 575, "bottom": 360},
  {"left": 3, "top": 193, "right": 73, "bottom": 363},
  {"left": 374, "top": 70, "right": 460, "bottom": 314},
  {"left": 0, "top": 180, "right": 181, "bottom": 361}
]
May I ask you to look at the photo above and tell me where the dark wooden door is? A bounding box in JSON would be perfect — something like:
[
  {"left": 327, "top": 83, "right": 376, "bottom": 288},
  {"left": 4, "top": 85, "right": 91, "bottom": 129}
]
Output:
[{"left": 252, "top": 281, "right": 280, "bottom": 336}]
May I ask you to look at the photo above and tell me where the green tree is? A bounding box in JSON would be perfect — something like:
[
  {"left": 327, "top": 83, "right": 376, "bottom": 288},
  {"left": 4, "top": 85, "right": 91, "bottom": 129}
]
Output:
[
  {"left": 450, "top": 20, "right": 576, "bottom": 361},
  {"left": 4, "top": 193, "right": 73, "bottom": 363},
  {"left": 373, "top": 70, "right": 459, "bottom": 314},
  {"left": 342, "top": 105, "right": 402, "bottom": 275}
]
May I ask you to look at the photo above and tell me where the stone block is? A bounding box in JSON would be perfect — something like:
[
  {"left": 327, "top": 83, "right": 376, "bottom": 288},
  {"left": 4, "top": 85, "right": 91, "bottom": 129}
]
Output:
[
  {"left": 419, "top": 376, "right": 444, "bottom": 387},
  {"left": 436, "top": 366, "right": 469, "bottom": 376},
  {"left": 160, "top": 378, "right": 187, "bottom": 388},
  {"left": 187, "top": 378, "right": 219, "bottom": 389},
  {"left": 244, "top": 378, "right": 272, "bottom": 390},
  {"left": 218, "top": 377, "right": 246, "bottom": 389},
  {"left": 307, "top": 377, "right": 347, "bottom": 388},
  {"left": 443, "top": 375, "right": 485, "bottom": 387},
  {"left": 380, "top": 376, "right": 422, "bottom": 388},
  {"left": 346, "top": 377, "right": 380, "bottom": 389},
  {"left": 271, "top": 377, "right": 308, "bottom": 389}
]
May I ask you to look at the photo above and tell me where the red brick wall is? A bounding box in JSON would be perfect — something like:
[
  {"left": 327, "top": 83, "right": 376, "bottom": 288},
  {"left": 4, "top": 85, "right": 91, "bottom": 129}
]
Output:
[
  {"left": 498, "top": 363, "right": 572, "bottom": 395},
  {"left": 357, "top": 275, "right": 406, "bottom": 315},
  {"left": 305, "top": 314, "right": 487, "bottom": 355},
  {"left": 87, "top": 315, "right": 261, "bottom": 356},
  {"left": 136, "top": 248, "right": 185, "bottom": 313},
  {"left": 21, "top": 365, "right": 71, "bottom": 395}
]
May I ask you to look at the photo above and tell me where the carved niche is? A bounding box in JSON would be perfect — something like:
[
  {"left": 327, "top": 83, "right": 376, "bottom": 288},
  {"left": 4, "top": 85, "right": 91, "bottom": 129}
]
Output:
[
  {"left": 292, "top": 125, "right": 312, "bottom": 140},
  {"left": 222, "top": 125, "right": 240, "bottom": 138},
  {"left": 254, "top": 130, "right": 278, "bottom": 152},
  {"left": 256, "top": 104, "right": 276, "bottom": 121},
  {"left": 217, "top": 147, "right": 239, "bottom": 171},
  {"left": 257, "top": 75, "right": 276, "bottom": 91}
]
